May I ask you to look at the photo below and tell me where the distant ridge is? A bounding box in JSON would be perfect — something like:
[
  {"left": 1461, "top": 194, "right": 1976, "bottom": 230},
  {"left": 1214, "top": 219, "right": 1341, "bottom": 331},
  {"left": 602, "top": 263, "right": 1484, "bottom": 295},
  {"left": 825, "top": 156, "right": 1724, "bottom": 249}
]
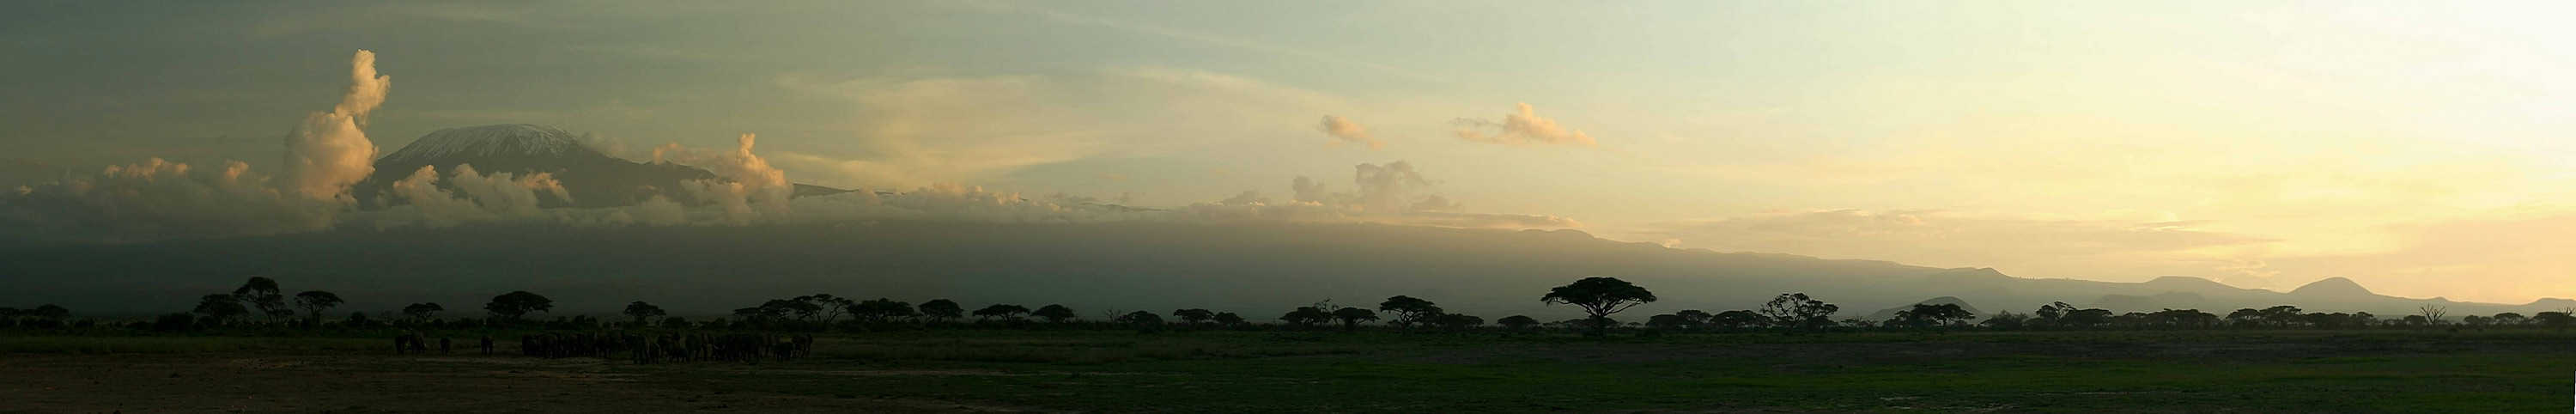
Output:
[{"left": 2289, "top": 277, "right": 2375, "bottom": 298}]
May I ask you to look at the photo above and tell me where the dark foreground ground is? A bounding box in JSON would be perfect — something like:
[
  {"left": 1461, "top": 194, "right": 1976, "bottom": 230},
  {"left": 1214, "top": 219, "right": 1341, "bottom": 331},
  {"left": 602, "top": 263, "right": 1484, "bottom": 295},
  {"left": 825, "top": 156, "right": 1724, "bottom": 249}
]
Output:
[{"left": 3, "top": 330, "right": 2571, "bottom": 413}]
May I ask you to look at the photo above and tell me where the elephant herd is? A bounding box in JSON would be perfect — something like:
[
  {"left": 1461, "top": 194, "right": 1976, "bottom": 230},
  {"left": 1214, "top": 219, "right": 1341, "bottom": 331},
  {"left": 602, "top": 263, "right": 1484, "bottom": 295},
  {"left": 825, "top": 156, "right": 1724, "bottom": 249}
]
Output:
[
  {"left": 611, "top": 332, "right": 814, "bottom": 365},
  {"left": 395, "top": 332, "right": 812, "bottom": 364}
]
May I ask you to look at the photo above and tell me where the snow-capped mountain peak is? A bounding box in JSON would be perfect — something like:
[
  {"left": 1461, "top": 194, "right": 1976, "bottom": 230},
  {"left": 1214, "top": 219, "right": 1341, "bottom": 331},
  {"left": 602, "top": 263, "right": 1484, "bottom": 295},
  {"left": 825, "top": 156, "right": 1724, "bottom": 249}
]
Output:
[{"left": 380, "top": 124, "right": 586, "bottom": 164}]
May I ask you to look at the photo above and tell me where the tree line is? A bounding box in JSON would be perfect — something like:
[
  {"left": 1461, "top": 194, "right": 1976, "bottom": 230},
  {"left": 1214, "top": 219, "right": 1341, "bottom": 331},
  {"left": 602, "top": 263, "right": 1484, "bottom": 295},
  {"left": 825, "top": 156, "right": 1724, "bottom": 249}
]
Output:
[{"left": 9, "top": 276, "right": 2575, "bottom": 335}]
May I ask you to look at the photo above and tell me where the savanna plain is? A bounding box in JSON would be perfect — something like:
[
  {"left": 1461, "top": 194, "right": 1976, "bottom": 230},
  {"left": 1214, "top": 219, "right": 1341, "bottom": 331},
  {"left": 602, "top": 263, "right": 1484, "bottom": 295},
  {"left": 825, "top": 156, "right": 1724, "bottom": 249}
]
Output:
[{"left": 3, "top": 329, "right": 2569, "bottom": 413}]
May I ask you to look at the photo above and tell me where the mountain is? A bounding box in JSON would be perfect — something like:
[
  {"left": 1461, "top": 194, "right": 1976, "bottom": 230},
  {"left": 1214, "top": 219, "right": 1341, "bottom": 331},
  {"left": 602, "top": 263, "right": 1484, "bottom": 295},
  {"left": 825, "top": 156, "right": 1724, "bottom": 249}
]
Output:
[
  {"left": 2087, "top": 292, "right": 2208, "bottom": 313},
  {"left": 352, "top": 124, "right": 844, "bottom": 209},
  {"left": 2289, "top": 277, "right": 2375, "bottom": 298}
]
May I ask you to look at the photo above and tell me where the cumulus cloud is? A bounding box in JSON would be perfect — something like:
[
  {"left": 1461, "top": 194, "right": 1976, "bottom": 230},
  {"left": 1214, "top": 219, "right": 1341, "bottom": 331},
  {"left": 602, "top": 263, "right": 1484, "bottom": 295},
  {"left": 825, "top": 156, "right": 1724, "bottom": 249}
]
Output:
[
  {"left": 659, "top": 134, "right": 794, "bottom": 225},
  {"left": 281, "top": 50, "right": 392, "bottom": 202},
  {"left": 378, "top": 164, "right": 571, "bottom": 228},
  {"left": 0, "top": 50, "right": 391, "bottom": 241},
  {"left": 1451, "top": 102, "right": 1597, "bottom": 147},
  {"left": 0, "top": 159, "right": 338, "bottom": 240},
  {"left": 1315, "top": 115, "right": 1382, "bottom": 149}
]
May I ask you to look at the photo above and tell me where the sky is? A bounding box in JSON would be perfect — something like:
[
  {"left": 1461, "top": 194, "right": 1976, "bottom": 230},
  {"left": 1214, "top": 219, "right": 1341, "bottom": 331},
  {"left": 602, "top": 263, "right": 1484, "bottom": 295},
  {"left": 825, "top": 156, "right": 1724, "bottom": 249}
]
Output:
[{"left": 3, "top": 1, "right": 2574, "bottom": 303}]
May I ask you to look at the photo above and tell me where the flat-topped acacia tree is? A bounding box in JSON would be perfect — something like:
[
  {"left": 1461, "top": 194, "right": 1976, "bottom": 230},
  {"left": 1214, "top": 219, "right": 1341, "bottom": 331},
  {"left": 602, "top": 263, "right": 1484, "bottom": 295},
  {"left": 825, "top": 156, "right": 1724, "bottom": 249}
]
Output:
[{"left": 1541, "top": 277, "right": 1656, "bottom": 337}]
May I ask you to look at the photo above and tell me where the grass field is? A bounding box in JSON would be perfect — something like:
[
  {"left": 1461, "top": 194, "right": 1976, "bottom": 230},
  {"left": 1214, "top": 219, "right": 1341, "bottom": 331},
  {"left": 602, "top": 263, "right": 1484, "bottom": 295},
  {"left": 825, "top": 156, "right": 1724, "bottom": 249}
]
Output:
[{"left": 3, "top": 329, "right": 2572, "bottom": 413}]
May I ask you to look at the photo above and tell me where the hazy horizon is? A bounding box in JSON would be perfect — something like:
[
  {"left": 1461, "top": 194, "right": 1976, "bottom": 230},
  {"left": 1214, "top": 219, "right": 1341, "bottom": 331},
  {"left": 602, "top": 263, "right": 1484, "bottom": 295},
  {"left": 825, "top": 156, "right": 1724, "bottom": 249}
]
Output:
[{"left": 8, "top": 1, "right": 2576, "bottom": 304}]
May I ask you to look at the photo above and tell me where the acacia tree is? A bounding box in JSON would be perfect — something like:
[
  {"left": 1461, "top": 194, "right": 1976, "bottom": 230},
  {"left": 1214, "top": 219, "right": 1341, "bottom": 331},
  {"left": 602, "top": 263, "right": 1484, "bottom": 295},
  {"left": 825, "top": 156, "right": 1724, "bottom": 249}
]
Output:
[
  {"left": 1712, "top": 310, "right": 1768, "bottom": 332},
  {"left": 292, "top": 290, "right": 343, "bottom": 325},
  {"left": 1279, "top": 306, "right": 1333, "bottom": 328},
  {"left": 919, "top": 299, "right": 965, "bottom": 324},
  {"left": 484, "top": 291, "right": 554, "bottom": 323},
  {"left": 799, "top": 294, "right": 854, "bottom": 325},
  {"left": 1498, "top": 315, "right": 1540, "bottom": 332},
  {"left": 1892, "top": 303, "right": 1975, "bottom": 329},
  {"left": 1212, "top": 312, "right": 1246, "bottom": 327},
  {"left": 1331, "top": 307, "right": 1379, "bottom": 331},
  {"left": 973, "top": 304, "right": 1030, "bottom": 321},
  {"left": 1759, "top": 293, "right": 1839, "bottom": 332},
  {"left": 194, "top": 294, "right": 249, "bottom": 325},
  {"left": 2416, "top": 305, "right": 2449, "bottom": 326},
  {"left": 2534, "top": 311, "right": 2573, "bottom": 331},
  {"left": 623, "top": 301, "right": 667, "bottom": 325},
  {"left": 848, "top": 298, "right": 916, "bottom": 324},
  {"left": 1378, "top": 295, "right": 1443, "bottom": 333},
  {"left": 1033, "top": 304, "right": 1078, "bottom": 324},
  {"left": 233, "top": 277, "right": 291, "bottom": 324},
  {"left": 1541, "top": 277, "right": 1657, "bottom": 337},
  {"left": 1171, "top": 308, "right": 1216, "bottom": 326},
  {"left": 1115, "top": 310, "right": 1163, "bottom": 328},
  {"left": 1434, "top": 314, "right": 1485, "bottom": 332},
  {"left": 401, "top": 302, "right": 443, "bottom": 323}
]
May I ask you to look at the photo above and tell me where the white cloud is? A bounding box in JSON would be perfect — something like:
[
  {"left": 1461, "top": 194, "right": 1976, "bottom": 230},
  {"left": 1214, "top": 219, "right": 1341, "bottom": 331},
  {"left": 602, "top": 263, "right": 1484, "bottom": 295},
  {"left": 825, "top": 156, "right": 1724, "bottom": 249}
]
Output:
[
  {"left": 1316, "top": 115, "right": 1382, "bottom": 149},
  {"left": 1452, "top": 103, "right": 1597, "bottom": 147},
  {"left": 281, "top": 50, "right": 391, "bottom": 203}
]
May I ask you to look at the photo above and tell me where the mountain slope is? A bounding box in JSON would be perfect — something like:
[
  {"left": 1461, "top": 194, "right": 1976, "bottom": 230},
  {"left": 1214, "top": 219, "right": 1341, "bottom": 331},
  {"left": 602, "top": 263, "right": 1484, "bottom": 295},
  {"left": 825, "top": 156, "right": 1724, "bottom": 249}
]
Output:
[{"left": 352, "top": 124, "right": 845, "bottom": 209}]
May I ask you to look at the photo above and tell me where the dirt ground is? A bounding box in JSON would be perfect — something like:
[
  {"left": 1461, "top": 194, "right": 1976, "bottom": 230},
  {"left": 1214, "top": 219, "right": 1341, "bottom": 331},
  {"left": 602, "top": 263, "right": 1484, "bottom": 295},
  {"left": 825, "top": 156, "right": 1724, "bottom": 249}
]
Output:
[{"left": 0, "top": 352, "right": 1049, "bottom": 414}]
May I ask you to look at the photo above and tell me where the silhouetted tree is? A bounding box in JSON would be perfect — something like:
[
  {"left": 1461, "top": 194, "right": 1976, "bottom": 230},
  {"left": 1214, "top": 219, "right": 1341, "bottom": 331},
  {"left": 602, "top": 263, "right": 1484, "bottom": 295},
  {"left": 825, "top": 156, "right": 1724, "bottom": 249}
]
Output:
[
  {"left": 623, "top": 301, "right": 666, "bottom": 325},
  {"left": 2492, "top": 312, "right": 2529, "bottom": 326},
  {"left": 1710, "top": 310, "right": 1767, "bottom": 331},
  {"left": 1891, "top": 303, "right": 1974, "bottom": 329},
  {"left": 1980, "top": 311, "right": 2029, "bottom": 329},
  {"left": 1115, "top": 310, "right": 1163, "bottom": 327},
  {"left": 974, "top": 304, "right": 1031, "bottom": 321},
  {"left": 1212, "top": 312, "right": 1246, "bottom": 327},
  {"left": 1279, "top": 307, "right": 1333, "bottom": 328},
  {"left": 2416, "top": 305, "right": 2449, "bottom": 326},
  {"left": 1671, "top": 309, "right": 1712, "bottom": 332},
  {"left": 1758, "top": 293, "right": 1838, "bottom": 332},
  {"left": 1172, "top": 308, "right": 1216, "bottom": 326},
  {"left": 2257, "top": 305, "right": 2304, "bottom": 327},
  {"left": 401, "top": 302, "right": 443, "bottom": 323},
  {"left": 1542, "top": 277, "right": 1657, "bottom": 337},
  {"left": 1498, "top": 315, "right": 1539, "bottom": 332},
  {"left": 28, "top": 304, "right": 68, "bottom": 320},
  {"left": 233, "top": 277, "right": 290, "bottom": 324},
  {"left": 1331, "top": 307, "right": 1378, "bottom": 331},
  {"left": 848, "top": 298, "right": 916, "bottom": 324},
  {"left": 2533, "top": 311, "right": 2572, "bottom": 331},
  {"left": 292, "top": 291, "right": 343, "bottom": 325},
  {"left": 484, "top": 291, "right": 554, "bottom": 322},
  {"left": 1646, "top": 314, "right": 1691, "bottom": 331},
  {"left": 1433, "top": 314, "right": 1484, "bottom": 332},
  {"left": 194, "top": 294, "right": 248, "bottom": 324},
  {"left": 920, "top": 299, "right": 965, "bottom": 323},
  {"left": 1378, "top": 295, "right": 1443, "bottom": 333},
  {"left": 1033, "top": 304, "right": 1078, "bottom": 324},
  {"left": 800, "top": 294, "right": 853, "bottom": 325},
  {"left": 2145, "top": 308, "right": 2218, "bottom": 328}
]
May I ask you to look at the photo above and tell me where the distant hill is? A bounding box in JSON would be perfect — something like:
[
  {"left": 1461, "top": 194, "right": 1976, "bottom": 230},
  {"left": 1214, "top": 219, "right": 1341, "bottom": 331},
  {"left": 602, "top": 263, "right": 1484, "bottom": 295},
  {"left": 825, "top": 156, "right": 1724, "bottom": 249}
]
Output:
[{"left": 3, "top": 222, "right": 2563, "bottom": 320}]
